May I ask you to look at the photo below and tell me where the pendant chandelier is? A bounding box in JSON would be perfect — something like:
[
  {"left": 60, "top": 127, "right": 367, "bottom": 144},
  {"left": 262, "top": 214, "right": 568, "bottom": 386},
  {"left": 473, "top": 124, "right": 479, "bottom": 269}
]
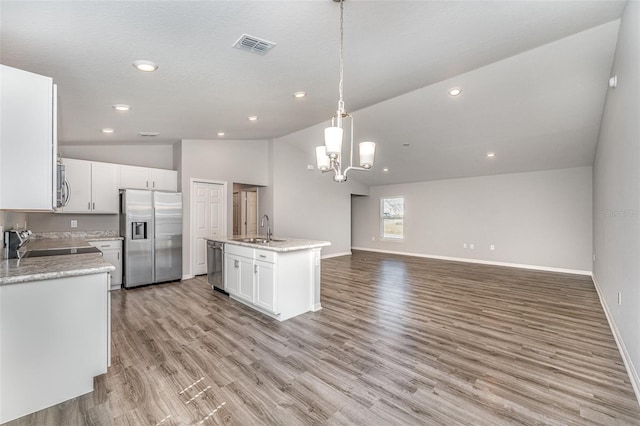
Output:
[{"left": 316, "top": 0, "right": 375, "bottom": 183}]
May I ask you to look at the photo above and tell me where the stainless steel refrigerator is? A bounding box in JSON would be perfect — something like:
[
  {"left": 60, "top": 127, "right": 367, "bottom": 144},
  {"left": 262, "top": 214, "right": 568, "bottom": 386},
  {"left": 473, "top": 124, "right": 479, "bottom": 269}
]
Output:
[{"left": 120, "top": 189, "right": 182, "bottom": 288}]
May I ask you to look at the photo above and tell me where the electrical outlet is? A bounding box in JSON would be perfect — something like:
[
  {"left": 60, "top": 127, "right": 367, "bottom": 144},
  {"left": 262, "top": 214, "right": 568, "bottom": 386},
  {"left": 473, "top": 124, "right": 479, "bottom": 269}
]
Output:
[
  {"left": 490, "top": 244, "right": 495, "bottom": 251},
  {"left": 71, "top": 220, "right": 78, "bottom": 228},
  {"left": 371, "top": 236, "right": 375, "bottom": 241},
  {"left": 618, "top": 292, "right": 622, "bottom": 306},
  {"left": 470, "top": 243, "right": 475, "bottom": 249},
  {"left": 463, "top": 243, "right": 467, "bottom": 249}
]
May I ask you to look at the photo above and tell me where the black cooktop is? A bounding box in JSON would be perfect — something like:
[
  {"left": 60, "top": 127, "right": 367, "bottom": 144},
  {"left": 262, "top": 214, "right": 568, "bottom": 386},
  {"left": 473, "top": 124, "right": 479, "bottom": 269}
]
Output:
[{"left": 21, "top": 246, "right": 102, "bottom": 258}]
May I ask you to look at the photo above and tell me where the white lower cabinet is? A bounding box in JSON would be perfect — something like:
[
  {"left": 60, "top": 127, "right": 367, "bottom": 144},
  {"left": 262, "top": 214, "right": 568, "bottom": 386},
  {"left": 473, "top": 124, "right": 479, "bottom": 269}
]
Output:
[
  {"left": 224, "top": 244, "right": 315, "bottom": 321},
  {"left": 225, "top": 252, "right": 254, "bottom": 304},
  {"left": 88, "top": 240, "right": 122, "bottom": 289},
  {"left": 255, "top": 259, "right": 277, "bottom": 314}
]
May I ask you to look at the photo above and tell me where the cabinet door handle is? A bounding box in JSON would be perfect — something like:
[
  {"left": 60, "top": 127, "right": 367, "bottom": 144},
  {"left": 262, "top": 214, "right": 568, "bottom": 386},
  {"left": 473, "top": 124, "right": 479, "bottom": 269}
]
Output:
[
  {"left": 146, "top": 180, "right": 149, "bottom": 188},
  {"left": 152, "top": 181, "right": 156, "bottom": 188},
  {"left": 117, "top": 253, "right": 119, "bottom": 260},
  {"left": 234, "top": 260, "right": 239, "bottom": 268},
  {"left": 88, "top": 202, "right": 91, "bottom": 210},
  {"left": 254, "top": 265, "right": 258, "bottom": 273},
  {"left": 93, "top": 202, "right": 96, "bottom": 210},
  {"left": 259, "top": 254, "right": 266, "bottom": 258}
]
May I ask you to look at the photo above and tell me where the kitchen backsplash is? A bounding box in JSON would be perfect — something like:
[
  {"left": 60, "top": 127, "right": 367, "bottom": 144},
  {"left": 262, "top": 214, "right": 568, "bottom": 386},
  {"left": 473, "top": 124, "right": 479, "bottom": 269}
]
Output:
[
  {"left": 26, "top": 212, "right": 118, "bottom": 233},
  {"left": 32, "top": 230, "right": 120, "bottom": 239}
]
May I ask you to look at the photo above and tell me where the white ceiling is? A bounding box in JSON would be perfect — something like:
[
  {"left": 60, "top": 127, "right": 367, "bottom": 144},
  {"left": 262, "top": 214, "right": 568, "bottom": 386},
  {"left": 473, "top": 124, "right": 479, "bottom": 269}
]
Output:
[{"left": 0, "top": 1, "right": 625, "bottom": 186}]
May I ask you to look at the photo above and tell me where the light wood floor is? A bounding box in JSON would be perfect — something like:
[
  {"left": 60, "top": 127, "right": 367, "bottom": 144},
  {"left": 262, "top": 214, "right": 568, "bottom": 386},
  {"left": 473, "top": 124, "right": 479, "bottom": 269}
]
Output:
[{"left": 7, "top": 250, "right": 640, "bottom": 425}]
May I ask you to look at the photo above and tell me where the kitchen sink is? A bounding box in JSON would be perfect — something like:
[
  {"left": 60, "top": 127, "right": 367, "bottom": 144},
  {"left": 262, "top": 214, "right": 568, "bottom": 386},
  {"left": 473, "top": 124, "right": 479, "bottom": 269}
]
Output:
[
  {"left": 240, "top": 238, "right": 269, "bottom": 243},
  {"left": 234, "top": 237, "right": 286, "bottom": 244}
]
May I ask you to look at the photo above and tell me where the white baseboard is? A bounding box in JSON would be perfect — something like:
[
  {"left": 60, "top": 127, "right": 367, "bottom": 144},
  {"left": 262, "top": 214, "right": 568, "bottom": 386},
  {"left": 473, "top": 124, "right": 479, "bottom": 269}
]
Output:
[
  {"left": 321, "top": 251, "right": 352, "bottom": 259},
  {"left": 311, "top": 303, "right": 322, "bottom": 312},
  {"left": 592, "top": 274, "right": 640, "bottom": 405},
  {"left": 350, "top": 247, "right": 592, "bottom": 276},
  {"left": 182, "top": 274, "right": 194, "bottom": 280}
]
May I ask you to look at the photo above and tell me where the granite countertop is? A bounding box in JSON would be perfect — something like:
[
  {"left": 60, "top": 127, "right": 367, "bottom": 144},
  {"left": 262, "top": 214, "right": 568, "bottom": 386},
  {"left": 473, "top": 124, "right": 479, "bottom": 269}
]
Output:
[
  {"left": 207, "top": 235, "right": 331, "bottom": 252},
  {"left": 0, "top": 254, "right": 115, "bottom": 285},
  {"left": 0, "top": 233, "right": 120, "bottom": 286}
]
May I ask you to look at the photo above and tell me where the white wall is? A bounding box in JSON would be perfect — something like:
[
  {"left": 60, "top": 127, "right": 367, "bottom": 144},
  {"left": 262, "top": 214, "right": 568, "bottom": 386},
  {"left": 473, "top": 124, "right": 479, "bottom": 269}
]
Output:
[
  {"left": 271, "top": 125, "right": 369, "bottom": 257},
  {"left": 60, "top": 144, "right": 174, "bottom": 169},
  {"left": 179, "top": 139, "right": 269, "bottom": 276},
  {"left": 592, "top": 1, "right": 640, "bottom": 399},
  {"left": 352, "top": 167, "right": 593, "bottom": 272}
]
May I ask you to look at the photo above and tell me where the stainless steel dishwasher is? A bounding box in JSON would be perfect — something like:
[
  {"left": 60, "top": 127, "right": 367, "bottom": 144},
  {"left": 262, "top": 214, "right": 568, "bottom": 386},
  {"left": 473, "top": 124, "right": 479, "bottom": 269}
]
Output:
[{"left": 207, "top": 240, "right": 227, "bottom": 294}]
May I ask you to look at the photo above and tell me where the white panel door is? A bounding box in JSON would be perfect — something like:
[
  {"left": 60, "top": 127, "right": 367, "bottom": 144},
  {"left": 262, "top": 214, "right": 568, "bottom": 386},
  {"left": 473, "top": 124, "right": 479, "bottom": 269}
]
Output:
[
  {"left": 191, "top": 181, "right": 225, "bottom": 276},
  {"left": 246, "top": 191, "right": 258, "bottom": 235},
  {"left": 208, "top": 185, "right": 223, "bottom": 237}
]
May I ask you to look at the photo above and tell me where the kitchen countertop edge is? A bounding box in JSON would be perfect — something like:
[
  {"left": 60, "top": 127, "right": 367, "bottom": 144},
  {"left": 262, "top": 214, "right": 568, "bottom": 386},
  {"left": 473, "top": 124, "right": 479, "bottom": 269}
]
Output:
[
  {"left": 206, "top": 236, "right": 330, "bottom": 252},
  {"left": 1, "top": 254, "right": 115, "bottom": 286}
]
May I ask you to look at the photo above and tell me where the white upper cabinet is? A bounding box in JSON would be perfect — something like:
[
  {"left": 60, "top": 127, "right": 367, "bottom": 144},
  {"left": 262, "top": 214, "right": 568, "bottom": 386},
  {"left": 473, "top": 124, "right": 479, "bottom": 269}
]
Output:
[
  {"left": 0, "top": 65, "right": 57, "bottom": 211},
  {"left": 150, "top": 168, "right": 178, "bottom": 192},
  {"left": 120, "top": 165, "right": 177, "bottom": 192},
  {"left": 119, "top": 165, "right": 150, "bottom": 190},
  {"left": 59, "top": 158, "right": 118, "bottom": 213}
]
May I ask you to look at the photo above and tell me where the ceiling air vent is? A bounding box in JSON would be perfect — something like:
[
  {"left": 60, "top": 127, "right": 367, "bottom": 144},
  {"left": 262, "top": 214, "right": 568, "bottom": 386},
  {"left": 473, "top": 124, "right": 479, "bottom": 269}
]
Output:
[
  {"left": 138, "top": 132, "right": 160, "bottom": 137},
  {"left": 233, "top": 34, "right": 276, "bottom": 56}
]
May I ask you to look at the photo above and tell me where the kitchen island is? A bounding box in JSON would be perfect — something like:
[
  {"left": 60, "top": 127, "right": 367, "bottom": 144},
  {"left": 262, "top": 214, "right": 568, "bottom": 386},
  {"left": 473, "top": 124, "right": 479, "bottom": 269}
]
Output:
[
  {"left": 210, "top": 236, "right": 330, "bottom": 321},
  {"left": 0, "top": 249, "right": 114, "bottom": 424}
]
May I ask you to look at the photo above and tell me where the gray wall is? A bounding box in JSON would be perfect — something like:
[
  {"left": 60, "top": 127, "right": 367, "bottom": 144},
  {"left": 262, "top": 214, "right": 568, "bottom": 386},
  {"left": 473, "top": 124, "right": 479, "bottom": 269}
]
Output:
[
  {"left": 179, "top": 139, "right": 269, "bottom": 276},
  {"left": 271, "top": 125, "right": 369, "bottom": 257},
  {"left": 352, "top": 167, "right": 593, "bottom": 272},
  {"left": 26, "top": 212, "right": 118, "bottom": 233},
  {"left": 593, "top": 1, "right": 640, "bottom": 397},
  {"left": 0, "top": 210, "right": 27, "bottom": 232},
  {"left": 60, "top": 144, "right": 174, "bottom": 169}
]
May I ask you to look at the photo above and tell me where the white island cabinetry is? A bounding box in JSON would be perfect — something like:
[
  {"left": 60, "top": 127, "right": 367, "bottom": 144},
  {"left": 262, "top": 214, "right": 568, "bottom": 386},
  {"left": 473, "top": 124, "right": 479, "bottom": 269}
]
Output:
[
  {"left": 0, "top": 269, "right": 111, "bottom": 424},
  {"left": 223, "top": 238, "right": 328, "bottom": 321}
]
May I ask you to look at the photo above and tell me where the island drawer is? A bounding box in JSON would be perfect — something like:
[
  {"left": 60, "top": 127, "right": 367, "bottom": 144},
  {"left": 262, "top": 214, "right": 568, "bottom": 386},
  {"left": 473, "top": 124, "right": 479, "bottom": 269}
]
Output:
[
  {"left": 255, "top": 249, "right": 276, "bottom": 263},
  {"left": 225, "top": 244, "right": 254, "bottom": 258}
]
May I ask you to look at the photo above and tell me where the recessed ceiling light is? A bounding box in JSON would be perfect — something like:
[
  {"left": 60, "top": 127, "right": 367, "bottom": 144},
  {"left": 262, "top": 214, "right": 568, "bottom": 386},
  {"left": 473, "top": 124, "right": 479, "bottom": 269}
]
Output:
[
  {"left": 101, "top": 128, "right": 115, "bottom": 134},
  {"left": 293, "top": 91, "right": 306, "bottom": 98},
  {"left": 382, "top": 168, "right": 389, "bottom": 173},
  {"left": 133, "top": 60, "right": 158, "bottom": 72},
  {"left": 448, "top": 87, "right": 462, "bottom": 96},
  {"left": 138, "top": 131, "right": 160, "bottom": 137},
  {"left": 487, "top": 152, "right": 496, "bottom": 158},
  {"left": 248, "top": 115, "right": 258, "bottom": 121},
  {"left": 112, "top": 104, "right": 131, "bottom": 111},
  {"left": 217, "top": 132, "right": 225, "bottom": 136}
]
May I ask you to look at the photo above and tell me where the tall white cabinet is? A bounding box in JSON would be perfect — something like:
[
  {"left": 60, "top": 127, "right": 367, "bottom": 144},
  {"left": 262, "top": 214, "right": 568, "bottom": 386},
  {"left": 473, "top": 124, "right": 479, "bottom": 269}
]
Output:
[{"left": 0, "top": 65, "right": 57, "bottom": 211}]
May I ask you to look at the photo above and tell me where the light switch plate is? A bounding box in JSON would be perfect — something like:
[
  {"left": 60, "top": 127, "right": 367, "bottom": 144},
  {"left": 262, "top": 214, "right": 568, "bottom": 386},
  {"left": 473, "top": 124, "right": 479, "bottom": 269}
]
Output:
[{"left": 71, "top": 220, "right": 78, "bottom": 228}]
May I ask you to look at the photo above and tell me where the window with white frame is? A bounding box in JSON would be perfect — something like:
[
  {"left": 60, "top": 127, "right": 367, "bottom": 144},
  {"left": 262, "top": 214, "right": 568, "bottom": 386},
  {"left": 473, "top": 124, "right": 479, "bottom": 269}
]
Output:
[{"left": 380, "top": 197, "right": 404, "bottom": 239}]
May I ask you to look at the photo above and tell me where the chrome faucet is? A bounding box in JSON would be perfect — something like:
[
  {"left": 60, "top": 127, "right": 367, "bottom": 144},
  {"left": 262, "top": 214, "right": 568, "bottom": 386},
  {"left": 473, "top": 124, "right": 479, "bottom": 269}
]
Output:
[{"left": 260, "top": 214, "right": 272, "bottom": 241}]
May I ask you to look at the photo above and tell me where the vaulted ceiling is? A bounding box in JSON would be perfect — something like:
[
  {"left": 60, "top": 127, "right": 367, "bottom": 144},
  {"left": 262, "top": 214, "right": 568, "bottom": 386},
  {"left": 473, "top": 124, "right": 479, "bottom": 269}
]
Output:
[{"left": 0, "top": 1, "right": 626, "bottom": 185}]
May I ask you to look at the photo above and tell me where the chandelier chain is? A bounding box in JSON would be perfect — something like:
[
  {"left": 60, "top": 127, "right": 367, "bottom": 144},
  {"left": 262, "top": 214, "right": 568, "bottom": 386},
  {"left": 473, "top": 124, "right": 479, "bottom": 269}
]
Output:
[{"left": 338, "top": 0, "right": 345, "bottom": 113}]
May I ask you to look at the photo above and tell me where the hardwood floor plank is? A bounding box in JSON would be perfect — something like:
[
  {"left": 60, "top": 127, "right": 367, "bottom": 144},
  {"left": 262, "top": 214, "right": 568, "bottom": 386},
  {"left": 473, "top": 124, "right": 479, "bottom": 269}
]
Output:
[{"left": 6, "top": 250, "right": 640, "bottom": 425}]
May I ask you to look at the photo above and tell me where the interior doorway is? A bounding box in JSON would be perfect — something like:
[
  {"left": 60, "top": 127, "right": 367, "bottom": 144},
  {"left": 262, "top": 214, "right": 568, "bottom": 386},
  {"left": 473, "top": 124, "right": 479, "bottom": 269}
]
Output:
[
  {"left": 233, "top": 184, "right": 259, "bottom": 236},
  {"left": 191, "top": 179, "right": 226, "bottom": 276}
]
